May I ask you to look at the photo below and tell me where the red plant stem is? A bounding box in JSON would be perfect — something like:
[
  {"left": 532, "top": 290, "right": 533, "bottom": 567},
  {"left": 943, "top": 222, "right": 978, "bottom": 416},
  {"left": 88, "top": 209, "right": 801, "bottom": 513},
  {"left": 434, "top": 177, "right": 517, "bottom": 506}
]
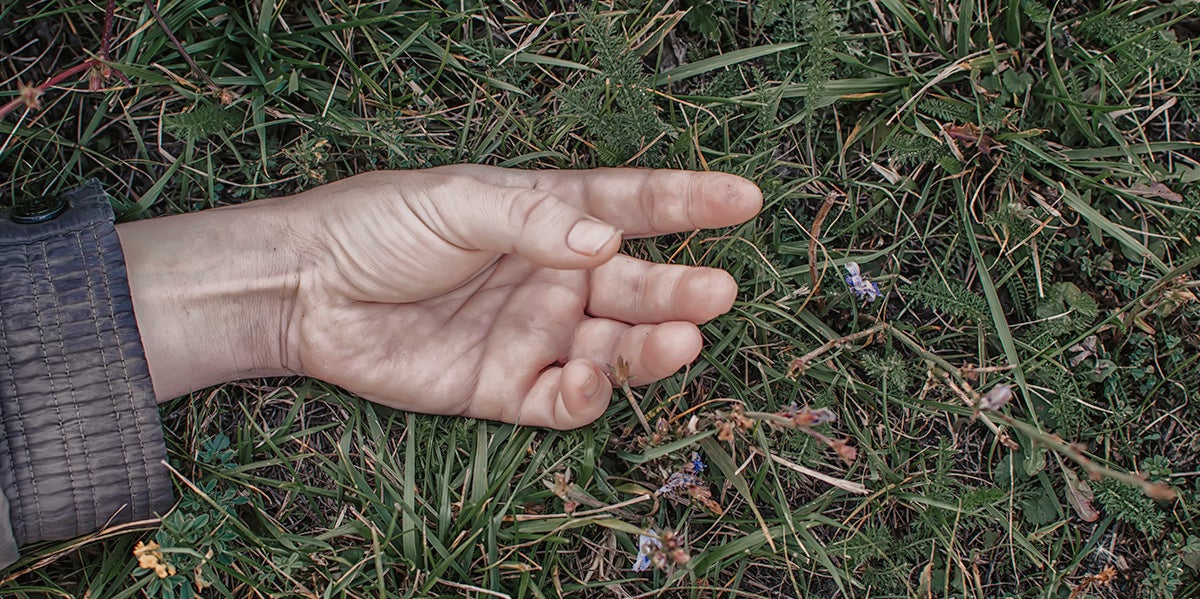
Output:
[
  {"left": 100, "top": 0, "right": 133, "bottom": 87},
  {"left": 101, "top": 0, "right": 116, "bottom": 60},
  {"left": 0, "top": 59, "right": 98, "bottom": 121},
  {"left": 1, "top": 0, "right": 128, "bottom": 122}
]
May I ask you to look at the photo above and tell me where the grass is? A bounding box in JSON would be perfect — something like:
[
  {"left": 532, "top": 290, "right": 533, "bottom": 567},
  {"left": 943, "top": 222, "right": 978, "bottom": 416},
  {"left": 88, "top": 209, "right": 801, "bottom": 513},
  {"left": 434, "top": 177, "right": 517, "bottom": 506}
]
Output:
[{"left": 2, "top": 0, "right": 1199, "bottom": 597}]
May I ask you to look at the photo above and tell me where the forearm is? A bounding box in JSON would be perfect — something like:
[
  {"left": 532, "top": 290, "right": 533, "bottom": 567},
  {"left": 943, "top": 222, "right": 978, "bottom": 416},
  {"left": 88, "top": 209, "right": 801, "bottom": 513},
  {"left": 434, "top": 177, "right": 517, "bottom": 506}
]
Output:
[{"left": 116, "top": 200, "right": 301, "bottom": 402}]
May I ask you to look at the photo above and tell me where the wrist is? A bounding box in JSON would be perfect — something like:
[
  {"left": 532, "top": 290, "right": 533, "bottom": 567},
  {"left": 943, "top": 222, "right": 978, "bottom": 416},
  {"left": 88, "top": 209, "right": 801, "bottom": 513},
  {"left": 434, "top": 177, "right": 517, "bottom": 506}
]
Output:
[{"left": 116, "top": 200, "right": 303, "bottom": 401}]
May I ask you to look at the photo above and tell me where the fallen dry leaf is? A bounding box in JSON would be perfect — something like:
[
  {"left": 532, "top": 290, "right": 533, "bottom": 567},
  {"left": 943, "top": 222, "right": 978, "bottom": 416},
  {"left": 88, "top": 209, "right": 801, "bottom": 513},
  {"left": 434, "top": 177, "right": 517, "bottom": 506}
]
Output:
[
  {"left": 1062, "top": 466, "right": 1099, "bottom": 522},
  {"left": 1126, "top": 181, "right": 1183, "bottom": 202}
]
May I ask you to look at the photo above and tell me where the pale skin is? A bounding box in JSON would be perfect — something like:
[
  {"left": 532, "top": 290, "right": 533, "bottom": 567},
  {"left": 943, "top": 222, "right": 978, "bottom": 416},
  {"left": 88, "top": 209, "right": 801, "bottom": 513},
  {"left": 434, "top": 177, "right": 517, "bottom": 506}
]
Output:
[{"left": 115, "top": 166, "right": 763, "bottom": 430}]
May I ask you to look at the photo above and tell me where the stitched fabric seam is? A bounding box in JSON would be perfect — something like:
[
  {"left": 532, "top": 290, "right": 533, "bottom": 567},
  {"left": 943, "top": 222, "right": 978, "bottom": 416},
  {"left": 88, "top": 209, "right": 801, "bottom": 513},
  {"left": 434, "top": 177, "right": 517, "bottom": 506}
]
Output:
[
  {"left": 90, "top": 223, "right": 153, "bottom": 513},
  {"left": 21, "top": 244, "right": 52, "bottom": 541},
  {"left": 0, "top": 277, "right": 17, "bottom": 538},
  {"left": 78, "top": 227, "right": 138, "bottom": 522},
  {"left": 13, "top": 245, "right": 50, "bottom": 541},
  {"left": 41, "top": 237, "right": 93, "bottom": 535}
]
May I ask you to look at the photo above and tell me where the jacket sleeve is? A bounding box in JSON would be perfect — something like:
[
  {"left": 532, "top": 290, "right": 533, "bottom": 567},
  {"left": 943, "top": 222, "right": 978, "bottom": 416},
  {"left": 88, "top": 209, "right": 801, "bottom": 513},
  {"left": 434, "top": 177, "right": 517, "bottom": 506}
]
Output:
[{"left": 0, "top": 180, "right": 174, "bottom": 569}]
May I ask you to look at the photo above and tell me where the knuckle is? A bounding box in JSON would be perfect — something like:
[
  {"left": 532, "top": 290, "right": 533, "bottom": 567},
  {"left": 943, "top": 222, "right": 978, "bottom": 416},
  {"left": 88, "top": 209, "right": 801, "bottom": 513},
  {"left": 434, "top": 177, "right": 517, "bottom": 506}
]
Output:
[
  {"left": 684, "top": 171, "right": 703, "bottom": 228},
  {"left": 507, "top": 191, "right": 563, "bottom": 244}
]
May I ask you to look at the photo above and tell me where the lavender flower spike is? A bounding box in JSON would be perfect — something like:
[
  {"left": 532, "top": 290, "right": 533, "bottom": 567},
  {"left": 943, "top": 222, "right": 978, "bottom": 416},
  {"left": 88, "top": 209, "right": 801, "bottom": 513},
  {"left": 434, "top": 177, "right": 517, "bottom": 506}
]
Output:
[
  {"left": 844, "top": 262, "right": 882, "bottom": 302},
  {"left": 633, "top": 529, "right": 662, "bottom": 572},
  {"left": 656, "top": 471, "right": 699, "bottom": 497}
]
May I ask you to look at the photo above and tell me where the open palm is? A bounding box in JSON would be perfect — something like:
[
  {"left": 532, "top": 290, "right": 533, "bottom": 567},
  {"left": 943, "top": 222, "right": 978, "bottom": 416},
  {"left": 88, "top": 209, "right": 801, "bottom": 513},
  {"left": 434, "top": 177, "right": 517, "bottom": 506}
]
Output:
[{"left": 284, "top": 166, "right": 762, "bottom": 429}]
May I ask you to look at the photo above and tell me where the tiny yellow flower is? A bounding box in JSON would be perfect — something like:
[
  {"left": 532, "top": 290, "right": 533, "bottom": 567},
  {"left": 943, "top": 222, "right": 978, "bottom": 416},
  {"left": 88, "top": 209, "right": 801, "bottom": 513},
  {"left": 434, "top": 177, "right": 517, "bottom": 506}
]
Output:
[{"left": 133, "top": 540, "right": 176, "bottom": 578}]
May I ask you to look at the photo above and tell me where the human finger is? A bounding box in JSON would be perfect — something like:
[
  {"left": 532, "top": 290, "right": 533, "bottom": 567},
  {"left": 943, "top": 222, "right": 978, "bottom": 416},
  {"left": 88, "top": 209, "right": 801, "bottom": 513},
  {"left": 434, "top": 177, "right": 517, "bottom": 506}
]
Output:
[
  {"left": 502, "top": 359, "right": 613, "bottom": 430},
  {"left": 431, "top": 165, "right": 762, "bottom": 237},
  {"left": 587, "top": 254, "right": 737, "bottom": 325},
  {"left": 430, "top": 179, "right": 623, "bottom": 269},
  {"left": 568, "top": 318, "right": 704, "bottom": 386},
  {"left": 466, "top": 267, "right": 588, "bottom": 422}
]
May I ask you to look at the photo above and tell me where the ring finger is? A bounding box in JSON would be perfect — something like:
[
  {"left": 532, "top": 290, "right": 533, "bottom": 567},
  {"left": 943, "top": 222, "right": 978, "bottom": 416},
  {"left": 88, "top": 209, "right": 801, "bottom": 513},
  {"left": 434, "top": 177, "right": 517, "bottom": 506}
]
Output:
[{"left": 568, "top": 317, "right": 704, "bottom": 386}]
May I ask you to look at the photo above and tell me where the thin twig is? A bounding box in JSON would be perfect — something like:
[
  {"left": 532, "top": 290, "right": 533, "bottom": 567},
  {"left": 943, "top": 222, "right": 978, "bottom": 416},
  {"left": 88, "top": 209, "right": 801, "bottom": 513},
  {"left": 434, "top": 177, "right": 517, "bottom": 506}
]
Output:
[
  {"left": 143, "top": 0, "right": 224, "bottom": 98},
  {"left": 787, "top": 323, "right": 887, "bottom": 377},
  {"left": 99, "top": 0, "right": 132, "bottom": 86}
]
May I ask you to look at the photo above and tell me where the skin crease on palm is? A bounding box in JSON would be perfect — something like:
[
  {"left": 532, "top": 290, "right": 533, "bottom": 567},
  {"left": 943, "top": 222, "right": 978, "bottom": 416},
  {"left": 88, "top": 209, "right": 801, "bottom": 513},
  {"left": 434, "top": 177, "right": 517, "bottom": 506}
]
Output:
[{"left": 115, "top": 166, "right": 763, "bottom": 430}]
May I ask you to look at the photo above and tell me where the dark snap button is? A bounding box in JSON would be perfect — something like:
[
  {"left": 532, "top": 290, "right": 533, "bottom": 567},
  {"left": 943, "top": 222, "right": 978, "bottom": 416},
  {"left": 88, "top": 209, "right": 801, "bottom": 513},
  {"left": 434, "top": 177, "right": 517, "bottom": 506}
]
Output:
[{"left": 10, "top": 195, "right": 67, "bottom": 224}]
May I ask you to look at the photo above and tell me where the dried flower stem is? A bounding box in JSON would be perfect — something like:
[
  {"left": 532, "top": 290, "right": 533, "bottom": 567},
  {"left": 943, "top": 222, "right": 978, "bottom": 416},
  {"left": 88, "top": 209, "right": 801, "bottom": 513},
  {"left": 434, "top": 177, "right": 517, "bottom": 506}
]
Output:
[
  {"left": 623, "top": 386, "right": 652, "bottom": 435},
  {"left": 807, "top": 191, "right": 839, "bottom": 311},
  {"left": 943, "top": 375, "right": 1015, "bottom": 449},
  {"left": 743, "top": 409, "right": 856, "bottom": 464},
  {"left": 988, "top": 411, "right": 1176, "bottom": 501},
  {"left": 787, "top": 323, "right": 887, "bottom": 377},
  {"left": 608, "top": 357, "right": 651, "bottom": 434},
  {"left": 503, "top": 494, "right": 652, "bottom": 522},
  {"left": 786, "top": 318, "right": 1170, "bottom": 500}
]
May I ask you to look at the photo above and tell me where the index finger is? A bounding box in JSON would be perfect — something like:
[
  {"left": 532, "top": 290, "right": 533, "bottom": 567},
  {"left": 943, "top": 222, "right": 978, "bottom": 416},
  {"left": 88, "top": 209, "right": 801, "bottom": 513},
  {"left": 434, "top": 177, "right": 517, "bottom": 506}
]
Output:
[{"left": 432, "top": 166, "right": 763, "bottom": 236}]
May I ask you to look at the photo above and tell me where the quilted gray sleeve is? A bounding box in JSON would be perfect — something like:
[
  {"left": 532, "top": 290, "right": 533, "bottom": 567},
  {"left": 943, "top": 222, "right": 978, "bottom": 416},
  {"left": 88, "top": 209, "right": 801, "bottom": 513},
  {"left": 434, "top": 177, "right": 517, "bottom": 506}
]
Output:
[{"left": 0, "top": 180, "right": 174, "bottom": 569}]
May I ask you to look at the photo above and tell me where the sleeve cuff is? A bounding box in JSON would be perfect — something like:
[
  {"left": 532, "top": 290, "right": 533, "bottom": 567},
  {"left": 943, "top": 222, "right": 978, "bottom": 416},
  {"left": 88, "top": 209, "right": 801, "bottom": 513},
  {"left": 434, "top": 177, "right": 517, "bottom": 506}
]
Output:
[{"left": 0, "top": 180, "right": 174, "bottom": 568}]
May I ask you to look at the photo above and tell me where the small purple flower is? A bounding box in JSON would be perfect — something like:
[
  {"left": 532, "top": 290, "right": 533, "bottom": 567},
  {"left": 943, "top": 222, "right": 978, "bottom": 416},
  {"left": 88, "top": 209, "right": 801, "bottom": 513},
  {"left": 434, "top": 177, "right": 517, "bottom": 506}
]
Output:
[
  {"left": 633, "top": 529, "right": 661, "bottom": 572},
  {"left": 813, "top": 409, "right": 838, "bottom": 424},
  {"left": 844, "top": 262, "right": 882, "bottom": 303},
  {"left": 689, "top": 452, "right": 706, "bottom": 474},
  {"left": 656, "top": 471, "right": 699, "bottom": 497},
  {"left": 977, "top": 385, "right": 1014, "bottom": 411},
  {"left": 783, "top": 403, "right": 839, "bottom": 425}
]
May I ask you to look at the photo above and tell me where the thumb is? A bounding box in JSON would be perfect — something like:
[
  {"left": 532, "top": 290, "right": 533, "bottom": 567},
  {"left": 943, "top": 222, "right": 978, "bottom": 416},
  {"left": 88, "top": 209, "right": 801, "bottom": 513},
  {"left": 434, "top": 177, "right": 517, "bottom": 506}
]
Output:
[{"left": 443, "top": 185, "right": 623, "bottom": 269}]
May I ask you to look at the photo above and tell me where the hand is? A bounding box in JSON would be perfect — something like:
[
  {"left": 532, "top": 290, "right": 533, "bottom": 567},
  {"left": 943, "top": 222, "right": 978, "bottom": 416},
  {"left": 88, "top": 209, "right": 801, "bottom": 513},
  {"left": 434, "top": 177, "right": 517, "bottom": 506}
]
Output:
[{"left": 117, "top": 166, "right": 762, "bottom": 429}]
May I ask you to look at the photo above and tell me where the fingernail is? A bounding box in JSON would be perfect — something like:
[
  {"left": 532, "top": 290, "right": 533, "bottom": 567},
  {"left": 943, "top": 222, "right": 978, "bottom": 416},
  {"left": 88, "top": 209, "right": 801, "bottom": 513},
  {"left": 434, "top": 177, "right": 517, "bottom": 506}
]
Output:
[
  {"left": 567, "top": 219, "right": 618, "bottom": 256},
  {"left": 582, "top": 366, "right": 601, "bottom": 397}
]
